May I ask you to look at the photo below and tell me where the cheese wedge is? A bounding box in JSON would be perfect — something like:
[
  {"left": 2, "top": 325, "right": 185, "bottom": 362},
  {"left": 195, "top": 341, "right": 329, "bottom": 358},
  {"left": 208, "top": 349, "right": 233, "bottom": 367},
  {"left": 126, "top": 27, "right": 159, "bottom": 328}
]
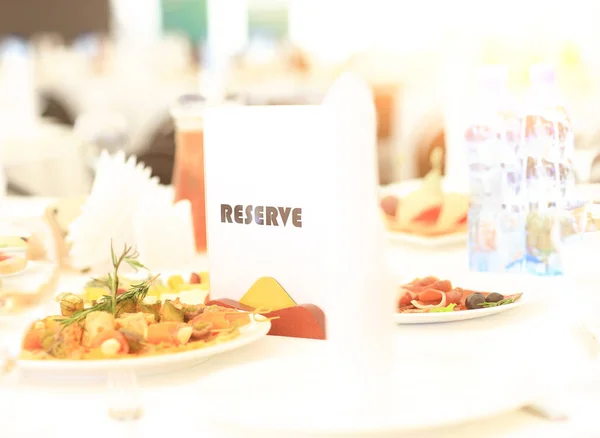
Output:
[
  {"left": 435, "top": 193, "right": 469, "bottom": 233},
  {"left": 240, "top": 277, "right": 296, "bottom": 311}
]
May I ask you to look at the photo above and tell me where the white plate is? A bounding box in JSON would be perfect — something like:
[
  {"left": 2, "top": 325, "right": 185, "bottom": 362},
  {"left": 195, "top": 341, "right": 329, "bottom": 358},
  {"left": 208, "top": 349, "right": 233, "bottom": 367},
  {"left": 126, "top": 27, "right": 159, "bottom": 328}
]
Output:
[
  {"left": 395, "top": 272, "right": 534, "bottom": 325},
  {"left": 19, "top": 318, "right": 271, "bottom": 380},
  {"left": 0, "top": 259, "right": 31, "bottom": 278},
  {"left": 395, "top": 299, "right": 525, "bottom": 324},
  {"left": 0, "top": 260, "right": 56, "bottom": 283},
  {"left": 0, "top": 221, "right": 32, "bottom": 254},
  {"left": 381, "top": 178, "right": 468, "bottom": 247},
  {"left": 0, "top": 261, "right": 58, "bottom": 311},
  {"left": 0, "top": 246, "right": 27, "bottom": 254}
]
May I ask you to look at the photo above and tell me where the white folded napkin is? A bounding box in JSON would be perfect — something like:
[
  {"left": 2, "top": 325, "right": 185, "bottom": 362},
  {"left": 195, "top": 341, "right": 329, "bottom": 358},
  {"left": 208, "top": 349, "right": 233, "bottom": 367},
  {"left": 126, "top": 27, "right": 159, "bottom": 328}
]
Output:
[
  {"left": 67, "top": 150, "right": 159, "bottom": 272},
  {"left": 134, "top": 196, "right": 196, "bottom": 272},
  {"left": 68, "top": 150, "right": 196, "bottom": 273}
]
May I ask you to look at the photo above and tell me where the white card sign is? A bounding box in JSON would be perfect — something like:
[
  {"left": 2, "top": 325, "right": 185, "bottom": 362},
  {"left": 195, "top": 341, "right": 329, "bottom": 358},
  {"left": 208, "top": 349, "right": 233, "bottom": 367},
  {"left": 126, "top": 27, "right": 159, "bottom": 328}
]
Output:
[
  {"left": 204, "top": 75, "right": 396, "bottom": 419},
  {"left": 203, "top": 105, "right": 334, "bottom": 309}
]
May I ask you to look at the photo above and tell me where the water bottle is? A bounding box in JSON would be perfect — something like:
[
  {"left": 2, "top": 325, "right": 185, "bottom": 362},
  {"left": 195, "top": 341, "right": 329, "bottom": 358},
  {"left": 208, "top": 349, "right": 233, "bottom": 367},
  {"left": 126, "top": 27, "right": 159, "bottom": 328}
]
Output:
[
  {"left": 465, "top": 66, "right": 514, "bottom": 272},
  {"left": 497, "top": 102, "right": 526, "bottom": 273},
  {"left": 522, "top": 64, "right": 575, "bottom": 275}
]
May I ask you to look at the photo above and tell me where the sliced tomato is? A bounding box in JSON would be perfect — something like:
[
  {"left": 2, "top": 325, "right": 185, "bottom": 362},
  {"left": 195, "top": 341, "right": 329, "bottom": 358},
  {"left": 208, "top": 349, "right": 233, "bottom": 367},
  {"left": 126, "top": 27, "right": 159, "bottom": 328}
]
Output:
[
  {"left": 90, "top": 330, "right": 129, "bottom": 354},
  {"left": 411, "top": 206, "right": 442, "bottom": 224}
]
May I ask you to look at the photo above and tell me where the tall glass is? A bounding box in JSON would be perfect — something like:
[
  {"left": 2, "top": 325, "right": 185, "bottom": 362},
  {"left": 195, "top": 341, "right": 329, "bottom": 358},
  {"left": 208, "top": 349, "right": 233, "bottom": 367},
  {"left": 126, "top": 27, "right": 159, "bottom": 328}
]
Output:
[
  {"left": 171, "top": 94, "right": 208, "bottom": 252},
  {"left": 171, "top": 94, "right": 242, "bottom": 252}
]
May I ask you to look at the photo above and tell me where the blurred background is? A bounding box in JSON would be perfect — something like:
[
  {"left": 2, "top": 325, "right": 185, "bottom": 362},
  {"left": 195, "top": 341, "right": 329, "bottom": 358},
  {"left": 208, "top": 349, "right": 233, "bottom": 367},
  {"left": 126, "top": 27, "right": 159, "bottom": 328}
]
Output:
[{"left": 1, "top": 0, "right": 600, "bottom": 197}]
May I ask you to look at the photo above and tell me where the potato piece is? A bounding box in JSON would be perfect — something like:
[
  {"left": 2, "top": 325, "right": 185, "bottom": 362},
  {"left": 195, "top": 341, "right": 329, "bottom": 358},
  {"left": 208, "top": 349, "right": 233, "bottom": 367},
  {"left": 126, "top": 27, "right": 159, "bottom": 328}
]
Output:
[
  {"left": 59, "top": 294, "right": 84, "bottom": 316},
  {"left": 82, "top": 311, "right": 115, "bottom": 347},
  {"left": 161, "top": 300, "right": 184, "bottom": 322},
  {"left": 121, "top": 312, "right": 156, "bottom": 325},
  {"left": 137, "top": 298, "right": 161, "bottom": 322},
  {"left": 115, "top": 313, "right": 149, "bottom": 339},
  {"left": 115, "top": 299, "right": 137, "bottom": 318}
]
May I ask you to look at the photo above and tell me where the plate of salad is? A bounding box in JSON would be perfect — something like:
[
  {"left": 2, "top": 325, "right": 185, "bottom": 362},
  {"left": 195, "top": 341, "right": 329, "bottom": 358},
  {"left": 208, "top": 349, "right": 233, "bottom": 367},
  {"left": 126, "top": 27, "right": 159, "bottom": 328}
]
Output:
[{"left": 395, "top": 275, "right": 525, "bottom": 324}]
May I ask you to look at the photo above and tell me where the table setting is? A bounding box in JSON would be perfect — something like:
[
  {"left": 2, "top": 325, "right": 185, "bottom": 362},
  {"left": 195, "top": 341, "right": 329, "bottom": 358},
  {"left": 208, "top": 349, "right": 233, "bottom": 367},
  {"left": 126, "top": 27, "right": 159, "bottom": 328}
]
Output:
[{"left": 1, "top": 69, "right": 600, "bottom": 438}]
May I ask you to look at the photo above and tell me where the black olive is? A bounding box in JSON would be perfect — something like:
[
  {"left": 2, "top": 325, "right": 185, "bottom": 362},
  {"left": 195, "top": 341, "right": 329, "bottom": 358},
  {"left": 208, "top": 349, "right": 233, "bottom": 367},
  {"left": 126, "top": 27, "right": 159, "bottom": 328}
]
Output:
[
  {"left": 485, "top": 292, "right": 504, "bottom": 303},
  {"left": 465, "top": 293, "right": 486, "bottom": 310}
]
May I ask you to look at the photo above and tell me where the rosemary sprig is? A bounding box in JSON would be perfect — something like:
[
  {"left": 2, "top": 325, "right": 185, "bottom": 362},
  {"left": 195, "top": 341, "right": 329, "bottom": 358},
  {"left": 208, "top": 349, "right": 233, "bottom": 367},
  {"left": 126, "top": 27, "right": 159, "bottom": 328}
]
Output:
[
  {"left": 119, "top": 274, "right": 161, "bottom": 303},
  {"left": 109, "top": 243, "right": 147, "bottom": 313},
  {"left": 59, "top": 275, "right": 159, "bottom": 329},
  {"left": 478, "top": 293, "right": 523, "bottom": 308},
  {"left": 56, "top": 302, "right": 111, "bottom": 327},
  {"left": 58, "top": 243, "right": 153, "bottom": 330}
]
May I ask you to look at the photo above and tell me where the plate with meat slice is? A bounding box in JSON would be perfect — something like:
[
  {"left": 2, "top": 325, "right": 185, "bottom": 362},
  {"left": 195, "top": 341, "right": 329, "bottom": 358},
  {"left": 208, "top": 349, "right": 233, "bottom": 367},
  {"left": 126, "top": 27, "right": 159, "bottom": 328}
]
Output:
[
  {"left": 395, "top": 275, "right": 526, "bottom": 324},
  {"left": 380, "top": 178, "right": 469, "bottom": 248}
]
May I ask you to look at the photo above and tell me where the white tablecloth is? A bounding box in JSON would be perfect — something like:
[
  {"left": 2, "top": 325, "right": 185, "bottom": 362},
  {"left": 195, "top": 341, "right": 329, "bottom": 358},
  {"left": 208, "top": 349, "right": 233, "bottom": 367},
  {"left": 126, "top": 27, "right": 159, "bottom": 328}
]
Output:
[{"left": 1, "top": 196, "right": 600, "bottom": 438}]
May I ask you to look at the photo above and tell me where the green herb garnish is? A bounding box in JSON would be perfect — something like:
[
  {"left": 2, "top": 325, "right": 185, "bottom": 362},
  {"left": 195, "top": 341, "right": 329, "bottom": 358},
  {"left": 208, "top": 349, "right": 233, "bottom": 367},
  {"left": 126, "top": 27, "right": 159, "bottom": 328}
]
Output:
[
  {"left": 59, "top": 242, "right": 158, "bottom": 330},
  {"left": 478, "top": 293, "right": 523, "bottom": 308},
  {"left": 429, "top": 303, "right": 457, "bottom": 313}
]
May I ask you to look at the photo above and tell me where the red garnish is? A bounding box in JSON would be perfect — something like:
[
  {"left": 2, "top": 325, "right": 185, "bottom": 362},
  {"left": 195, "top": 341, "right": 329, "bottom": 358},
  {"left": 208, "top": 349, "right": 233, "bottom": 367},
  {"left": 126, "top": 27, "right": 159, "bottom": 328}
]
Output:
[
  {"left": 411, "top": 206, "right": 442, "bottom": 224},
  {"left": 417, "top": 288, "right": 445, "bottom": 303}
]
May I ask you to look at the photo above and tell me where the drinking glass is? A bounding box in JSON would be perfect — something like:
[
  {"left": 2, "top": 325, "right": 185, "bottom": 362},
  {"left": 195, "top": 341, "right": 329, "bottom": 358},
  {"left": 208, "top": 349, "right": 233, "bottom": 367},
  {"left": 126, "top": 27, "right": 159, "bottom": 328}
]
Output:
[
  {"left": 171, "top": 94, "right": 207, "bottom": 253},
  {"left": 0, "top": 217, "right": 59, "bottom": 383},
  {"left": 170, "top": 94, "right": 242, "bottom": 253}
]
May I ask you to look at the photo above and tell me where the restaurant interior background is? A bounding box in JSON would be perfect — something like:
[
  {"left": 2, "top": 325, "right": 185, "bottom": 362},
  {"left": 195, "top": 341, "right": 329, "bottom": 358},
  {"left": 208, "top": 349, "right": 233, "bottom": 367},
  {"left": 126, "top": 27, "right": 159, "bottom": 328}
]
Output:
[{"left": 0, "top": 0, "right": 599, "bottom": 197}]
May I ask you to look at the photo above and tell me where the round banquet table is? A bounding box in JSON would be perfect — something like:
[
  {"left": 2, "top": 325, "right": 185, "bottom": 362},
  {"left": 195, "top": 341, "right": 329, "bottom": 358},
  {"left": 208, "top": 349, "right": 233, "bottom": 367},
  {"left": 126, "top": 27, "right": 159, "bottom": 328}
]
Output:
[{"left": 2, "top": 196, "right": 600, "bottom": 438}]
